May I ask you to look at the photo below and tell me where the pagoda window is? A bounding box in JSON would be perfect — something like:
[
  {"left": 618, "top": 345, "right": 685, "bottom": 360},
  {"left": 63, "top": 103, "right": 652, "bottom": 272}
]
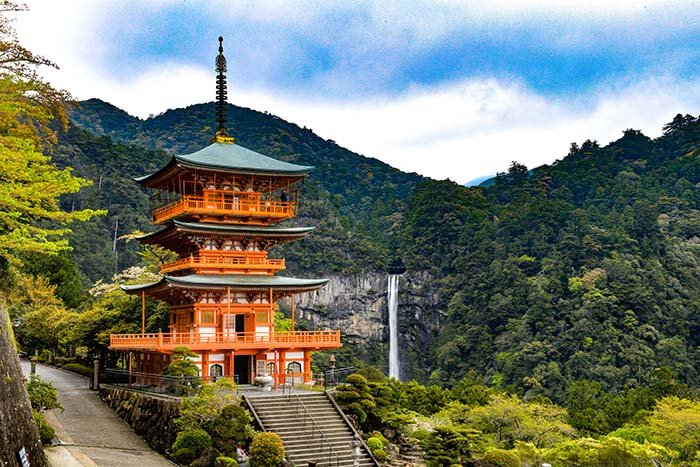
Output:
[
  {"left": 256, "top": 311, "right": 268, "bottom": 324},
  {"left": 223, "top": 314, "right": 235, "bottom": 331},
  {"left": 286, "top": 362, "right": 301, "bottom": 374},
  {"left": 266, "top": 362, "right": 275, "bottom": 375},
  {"left": 201, "top": 311, "right": 215, "bottom": 325}
]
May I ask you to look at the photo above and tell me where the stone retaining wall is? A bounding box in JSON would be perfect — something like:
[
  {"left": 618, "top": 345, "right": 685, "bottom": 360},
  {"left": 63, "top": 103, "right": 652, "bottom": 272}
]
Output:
[{"left": 99, "top": 386, "right": 181, "bottom": 453}]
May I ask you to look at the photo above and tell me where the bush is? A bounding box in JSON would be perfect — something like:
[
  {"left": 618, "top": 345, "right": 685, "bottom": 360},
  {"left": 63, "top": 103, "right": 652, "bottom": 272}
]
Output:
[
  {"left": 171, "top": 447, "right": 196, "bottom": 465},
  {"left": 367, "top": 437, "right": 383, "bottom": 451},
  {"left": 33, "top": 410, "right": 54, "bottom": 445},
  {"left": 172, "top": 428, "right": 212, "bottom": 456},
  {"left": 481, "top": 448, "right": 520, "bottom": 467},
  {"left": 249, "top": 432, "right": 285, "bottom": 467},
  {"left": 63, "top": 363, "right": 93, "bottom": 377},
  {"left": 26, "top": 375, "right": 63, "bottom": 413},
  {"left": 373, "top": 449, "right": 388, "bottom": 461},
  {"left": 207, "top": 404, "right": 254, "bottom": 456},
  {"left": 215, "top": 456, "right": 238, "bottom": 467}
]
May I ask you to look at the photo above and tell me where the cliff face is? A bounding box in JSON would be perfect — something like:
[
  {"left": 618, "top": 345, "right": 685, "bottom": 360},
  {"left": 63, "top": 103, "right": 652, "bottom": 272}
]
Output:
[
  {"left": 0, "top": 303, "right": 47, "bottom": 467},
  {"left": 294, "top": 271, "right": 444, "bottom": 380}
]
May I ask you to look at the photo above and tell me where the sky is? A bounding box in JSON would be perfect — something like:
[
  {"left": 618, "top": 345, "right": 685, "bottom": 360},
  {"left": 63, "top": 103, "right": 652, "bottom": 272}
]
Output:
[{"left": 12, "top": 0, "right": 700, "bottom": 184}]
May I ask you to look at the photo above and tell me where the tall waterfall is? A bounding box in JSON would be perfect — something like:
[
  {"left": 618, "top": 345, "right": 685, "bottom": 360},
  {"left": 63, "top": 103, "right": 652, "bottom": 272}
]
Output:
[{"left": 387, "top": 274, "right": 400, "bottom": 380}]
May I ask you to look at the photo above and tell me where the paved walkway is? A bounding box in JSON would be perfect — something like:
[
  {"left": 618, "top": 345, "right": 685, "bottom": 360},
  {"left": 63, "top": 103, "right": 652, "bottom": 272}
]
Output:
[{"left": 20, "top": 361, "right": 173, "bottom": 467}]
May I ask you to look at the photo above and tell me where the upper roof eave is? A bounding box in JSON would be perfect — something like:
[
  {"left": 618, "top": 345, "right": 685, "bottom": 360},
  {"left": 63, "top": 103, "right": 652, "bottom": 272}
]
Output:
[{"left": 134, "top": 142, "right": 313, "bottom": 187}]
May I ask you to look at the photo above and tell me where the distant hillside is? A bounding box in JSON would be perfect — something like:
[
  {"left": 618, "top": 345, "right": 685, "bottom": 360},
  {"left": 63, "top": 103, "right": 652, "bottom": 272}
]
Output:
[
  {"left": 58, "top": 99, "right": 424, "bottom": 284},
  {"left": 399, "top": 114, "right": 700, "bottom": 393}
]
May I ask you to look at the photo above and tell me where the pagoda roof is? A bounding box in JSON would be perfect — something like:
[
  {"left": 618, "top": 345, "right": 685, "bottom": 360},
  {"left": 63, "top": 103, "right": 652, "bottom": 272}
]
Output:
[
  {"left": 138, "top": 221, "right": 315, "bottom": 244},
  {"left": 135, "top": 142, "right": 313, "bottom": 187},
  {"left": 121, "top": 274, "right": 328, "bottom": 294}
]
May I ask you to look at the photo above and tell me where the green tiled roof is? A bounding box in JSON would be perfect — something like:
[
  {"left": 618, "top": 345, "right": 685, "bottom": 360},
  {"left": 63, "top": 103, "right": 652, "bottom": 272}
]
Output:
[
  {"left": 122, "top": 274, "right": 328, "bottom": 293},
  {"left": 135, "top": 142, "right": 312, "bottom": 183}
]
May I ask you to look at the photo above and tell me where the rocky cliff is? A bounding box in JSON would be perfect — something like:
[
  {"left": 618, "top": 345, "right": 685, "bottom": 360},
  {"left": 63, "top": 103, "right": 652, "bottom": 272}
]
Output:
[
  {"left": 0, "top": 303, "right": 47, "bottom": 467},
  {"left": 294, "top": 270, "right": 444, "bottom": 380}
]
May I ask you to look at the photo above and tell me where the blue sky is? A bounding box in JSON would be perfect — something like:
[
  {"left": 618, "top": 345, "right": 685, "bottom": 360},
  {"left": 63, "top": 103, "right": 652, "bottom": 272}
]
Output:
[{"left": 14, "top": 1, "right": 700, "bottom": 183}]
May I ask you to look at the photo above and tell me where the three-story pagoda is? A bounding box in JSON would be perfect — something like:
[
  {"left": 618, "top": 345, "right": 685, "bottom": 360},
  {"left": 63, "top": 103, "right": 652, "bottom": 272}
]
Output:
[{"left": 109, "top": 38, "right": 341, "bottom": 385}]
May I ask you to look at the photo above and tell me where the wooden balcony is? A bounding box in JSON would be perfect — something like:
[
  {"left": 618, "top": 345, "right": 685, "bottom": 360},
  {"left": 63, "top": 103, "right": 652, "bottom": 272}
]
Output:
[
  {"left": 151, "top": 191, "right": 295, "bottom": 224},
  {"left": 109, "top": 330, "right": 341, "bottom": 352},
  {"left": 161, "top": 251, "right": 285, "bottom": 275}
]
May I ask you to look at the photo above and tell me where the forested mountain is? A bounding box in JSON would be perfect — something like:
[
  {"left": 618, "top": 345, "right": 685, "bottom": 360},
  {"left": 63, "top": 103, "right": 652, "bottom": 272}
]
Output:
[
  {"left": 58, "top": 100, "right": 700, "bottom": 401},
  {"left": 400, "top": 116, "right": 700, "bottom": 399},
  {"left": 59, "top": 99, "right": 423, "bottom": 284}
]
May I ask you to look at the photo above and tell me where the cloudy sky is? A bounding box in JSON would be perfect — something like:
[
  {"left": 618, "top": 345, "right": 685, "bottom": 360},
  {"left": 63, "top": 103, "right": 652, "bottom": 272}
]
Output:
[{"left": 12, "top": 1, "right": 700, "bottom": 184}]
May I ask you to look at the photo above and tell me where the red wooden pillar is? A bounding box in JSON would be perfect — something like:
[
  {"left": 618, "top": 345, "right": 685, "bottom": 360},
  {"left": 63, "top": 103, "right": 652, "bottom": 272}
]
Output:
[
  {"left": 279, "top": 351, "right": 287, "bottom": 385},
  {"left": 202, "top": 352, "right": 209, "bottom": 379},
  {"left": 303, "top": 350, "right": 311, "bottom": 383}
]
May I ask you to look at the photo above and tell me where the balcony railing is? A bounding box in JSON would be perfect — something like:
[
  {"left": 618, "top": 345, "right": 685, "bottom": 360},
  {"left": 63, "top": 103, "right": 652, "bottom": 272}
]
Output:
[
  {"left": 151, "top": 191, "right": 295, "bottom": 224},
  {"left": 109, "top": 330, "right": 341, "bottom": 351},
  {"left": 161, "top": 252, "right": 285, "bottom": 275}
]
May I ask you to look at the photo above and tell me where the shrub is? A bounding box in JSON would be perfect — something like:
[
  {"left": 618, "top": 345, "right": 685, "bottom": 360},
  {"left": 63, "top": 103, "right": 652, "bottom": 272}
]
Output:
[
  {"left": 373, "top": 449, "right": 388, "bottom": 461},
  {"left": 171, "top": 428, "right": 212, "bottom": 456},
  {"left": 207, "top": 404, "right": 254, "bottom": 456},
  {"left": 249, "top": 432, "right": 285, "bottom": 467},
  {"left": 369, "top": 431, "right": 389, "bottom": 446},
  {"left": 215, "top": 456, "right": 238, "bottom": 467},
  {"left": 63, "top": 363, "right": 93, "bottom": 377},
  {"left": 170, "top": 447, "right": 196, "bottom": 465},
  {"left": 367, "top": 437, "right": 383, "bottom": 451},
  {"left": 481, "top": 448, "right": 520, "bottom": 467},
  {"left": 176, "top": 378, "right": 239, "bottom": 432},
  {"left": 26, "top": 375, "right": 63, "bottom": 413},
  {"left": 33, "top": 410, "right": 54, "bottom": 445}
]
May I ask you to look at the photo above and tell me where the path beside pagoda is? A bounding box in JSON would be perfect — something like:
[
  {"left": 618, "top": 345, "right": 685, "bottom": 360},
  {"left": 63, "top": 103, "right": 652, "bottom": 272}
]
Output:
[{"left": 20, "top": 360, "right": 174, "bottom": 467}]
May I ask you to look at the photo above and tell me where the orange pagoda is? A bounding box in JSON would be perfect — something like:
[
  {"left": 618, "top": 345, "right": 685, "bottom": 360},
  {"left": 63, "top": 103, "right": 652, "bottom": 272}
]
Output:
[{"left": 109, "top": 37, "right": 341, "bottom": 385}]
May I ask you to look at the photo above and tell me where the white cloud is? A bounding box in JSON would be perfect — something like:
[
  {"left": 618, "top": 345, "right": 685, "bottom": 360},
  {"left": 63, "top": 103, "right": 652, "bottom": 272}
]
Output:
[
  {"left": 241, "top": 75, "right": 700, "bottom": 184},
  {"left": 11, "top": 1, "right": 700, "bottom": 185}
]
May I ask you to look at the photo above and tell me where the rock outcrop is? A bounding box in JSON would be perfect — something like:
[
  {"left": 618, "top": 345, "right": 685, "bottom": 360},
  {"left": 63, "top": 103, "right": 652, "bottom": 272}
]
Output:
[
  {"left": 293, "top": 270, "right": 444, "bottom": 379},
  {"left": 0, "top": 304, "right": 47, "bottom": 467}
]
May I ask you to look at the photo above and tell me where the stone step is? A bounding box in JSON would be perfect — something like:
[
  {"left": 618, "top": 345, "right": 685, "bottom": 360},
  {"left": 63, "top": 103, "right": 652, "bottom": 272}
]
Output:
[{"left": 244, "top": 392, "right": 378, "bottom": 467}]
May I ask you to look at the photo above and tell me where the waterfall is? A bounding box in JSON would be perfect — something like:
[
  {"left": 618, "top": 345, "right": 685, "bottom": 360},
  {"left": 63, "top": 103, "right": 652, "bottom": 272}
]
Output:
[{"left": 387, "top": 274, "right": 400, "bottom": 380}]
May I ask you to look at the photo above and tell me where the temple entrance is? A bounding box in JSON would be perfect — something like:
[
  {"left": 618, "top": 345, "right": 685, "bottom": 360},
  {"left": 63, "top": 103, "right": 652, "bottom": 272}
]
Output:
[{"left": 234, "top": 355, "right": 252, "bottom": 384}]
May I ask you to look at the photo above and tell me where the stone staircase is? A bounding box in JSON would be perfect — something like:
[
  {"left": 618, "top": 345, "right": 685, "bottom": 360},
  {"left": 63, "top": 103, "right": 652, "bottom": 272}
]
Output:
[{"left": 244, "top": 392, "right": 378, "bottom": 467}]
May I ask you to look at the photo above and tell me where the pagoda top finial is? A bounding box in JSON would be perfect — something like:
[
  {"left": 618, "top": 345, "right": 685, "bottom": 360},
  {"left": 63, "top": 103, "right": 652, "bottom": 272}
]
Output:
[{"left": 212, "top": 36, "right": 235, "bottom": 144}]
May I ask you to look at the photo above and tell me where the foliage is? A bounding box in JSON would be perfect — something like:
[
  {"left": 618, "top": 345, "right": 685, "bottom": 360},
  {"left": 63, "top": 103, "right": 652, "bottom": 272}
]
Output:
[
  {"left": 366, "top": 437, "right": 384, "bottom": 451},
  {"left": 249, "top": 432, "right": 285, "bottom": 467},
  {"left": 480, "top": 447, "right": 520, "bottom": 467},
  {"left": 421, "top": 425, "right": 485, "bottom": 467},
  {"left": 163, "top": 346, "right": 200, "bottom": 378},
  {"left": 542, "top": 436, "right": 676, "bottom": 467},
  {"left": 171, "top": 428, "right": 212, "bottom": 457},
  {"left": 25, "top": 374, "right": 63, "bottom": 413},
  {"left": 0, "top": 8, "right": 103, "bottom": 266},
  {"left": 62, "top": 363, "right": 93, "bottom": 377},
  {"left": 214, "top": 456, "right": 238, "bottom": 467},
  {"left": 454, "top": 394, "right": 574, "bottom": 449},
  {"left": 647, "top": 396, "right": 700, "bottom": 460},
  {"left": 170, "top": 447, "right": 197, "bottom": 466},
  {"left": 207, "top": 404, "right": 254, "bottom": 457},
  {"left": 8, "top": 273, "right": 77, "bottom": 353},
  {"left": 32, "top": 410, "right": 54, "bottom": 445},
  {"left": 175, "top": 378, "right": 240, "bottom": 432},
  {"left": 335, "top": 373, "right": 386, "bottom": 430}
]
